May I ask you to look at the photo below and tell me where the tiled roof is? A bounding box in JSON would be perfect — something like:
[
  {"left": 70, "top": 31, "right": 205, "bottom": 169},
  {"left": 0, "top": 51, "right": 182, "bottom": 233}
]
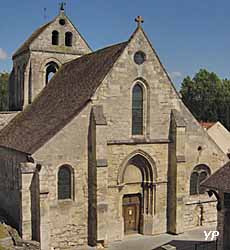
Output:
[
  {"left": 201, "top": 161, "right": 230, "bottom": 192},
  {"left": 0, "top": 42, "right": 128, "bottom": 154}
]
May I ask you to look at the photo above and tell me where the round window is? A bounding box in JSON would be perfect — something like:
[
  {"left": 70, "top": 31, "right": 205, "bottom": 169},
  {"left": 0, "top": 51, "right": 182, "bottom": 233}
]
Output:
[
  {"left": 59, "top": 19, "right": 66, "bottom": 26},
  {"left": 134, "top": 51, "right": 146, "bottom": 65}
]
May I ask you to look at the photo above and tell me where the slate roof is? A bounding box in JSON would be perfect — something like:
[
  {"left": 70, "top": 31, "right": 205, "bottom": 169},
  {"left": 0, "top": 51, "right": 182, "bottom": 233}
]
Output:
[
  {"left": 202, "top": 161, "right": 230, "bottom": 192},
  {"left": 13, "top": 21, "right": 52, "bottom": 58},
  {"left": 0, "top": 41, "right": 128, "bottom": 154}
]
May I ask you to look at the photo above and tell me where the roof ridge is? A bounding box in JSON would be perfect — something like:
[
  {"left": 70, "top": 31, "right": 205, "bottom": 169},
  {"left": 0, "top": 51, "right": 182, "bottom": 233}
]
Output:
[
  {"left": 0, "top": 40, "right": 128, "bottom": 154},
  {"left": 63, "top": 41, "right": 128, "bottom": 67}
]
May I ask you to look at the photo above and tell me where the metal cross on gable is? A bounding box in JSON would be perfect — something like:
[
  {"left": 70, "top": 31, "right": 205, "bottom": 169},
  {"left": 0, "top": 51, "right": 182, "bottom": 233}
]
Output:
[{"left": 135, "top": 16, "right": 144, "bottom": 27}]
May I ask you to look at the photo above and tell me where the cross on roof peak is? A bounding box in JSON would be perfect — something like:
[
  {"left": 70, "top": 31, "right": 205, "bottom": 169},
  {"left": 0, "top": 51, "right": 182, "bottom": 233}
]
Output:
[{"left": 135, "top": 16, "right": 144, "bottom": 27}]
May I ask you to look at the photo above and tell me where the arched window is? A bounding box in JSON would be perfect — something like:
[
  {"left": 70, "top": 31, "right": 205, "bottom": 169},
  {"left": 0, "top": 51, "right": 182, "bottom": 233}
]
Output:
[
  {"left": 58, "top": 165, "right": 72, "bottom": 200},
  {"left": 190, "top": 164, "right": 211, "bottom": 195},
  {"left": 45, "top": 62, "right": 59, "bottom": 84},
  {"left": 65, "top": 32, "right": 73, "bottom": 47},
  {"left": 132, "top": 83, "right": 143, "bottom": 135},
  {"left": 52, "top": 30, "right": 59, "bottom": 45}
]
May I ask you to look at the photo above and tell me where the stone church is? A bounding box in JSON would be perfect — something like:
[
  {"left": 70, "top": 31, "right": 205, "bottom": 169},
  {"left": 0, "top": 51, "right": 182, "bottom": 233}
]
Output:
[{"left": 0, "top": 5, "right": 228, "bottom": 250}]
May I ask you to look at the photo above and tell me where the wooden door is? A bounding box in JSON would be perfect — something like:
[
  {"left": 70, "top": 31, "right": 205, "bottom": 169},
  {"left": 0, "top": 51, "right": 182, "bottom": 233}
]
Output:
[{"left": 123, "top": 194, "right": 141, "bottom": 234}]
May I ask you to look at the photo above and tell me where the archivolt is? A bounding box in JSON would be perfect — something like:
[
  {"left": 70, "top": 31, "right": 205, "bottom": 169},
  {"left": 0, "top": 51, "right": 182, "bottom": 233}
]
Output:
[{"left": 117, "top": 150, "right": 157, "bottom": 185}]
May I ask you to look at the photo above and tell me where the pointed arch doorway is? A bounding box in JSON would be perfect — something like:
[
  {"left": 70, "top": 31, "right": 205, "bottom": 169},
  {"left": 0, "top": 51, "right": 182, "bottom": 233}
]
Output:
[{"left": 118, "top": 151, "right": 157, "bottom": 235}]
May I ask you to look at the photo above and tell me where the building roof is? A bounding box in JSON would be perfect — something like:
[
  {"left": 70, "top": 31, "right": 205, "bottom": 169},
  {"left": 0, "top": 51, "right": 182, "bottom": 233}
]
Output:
[
  {"left": 13, "top": 21, "right": 52, "bottom": 58},
  {"left": 0, "top": 41, "right": 128, "bottom": 154},
  {"left": 206, "top": 121, "right": 230, "bottom": 155},
  {"left": 202, "top": 161, "right": 230, "bottom": 192},
  {"left": 199, "top": 121, "right": 216, "bottom": 130}
]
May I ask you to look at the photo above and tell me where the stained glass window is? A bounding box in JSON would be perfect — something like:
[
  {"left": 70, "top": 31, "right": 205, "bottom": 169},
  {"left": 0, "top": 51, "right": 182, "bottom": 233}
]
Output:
[{"left": 132, "top": 84, "right": 143, "bottom": 135}]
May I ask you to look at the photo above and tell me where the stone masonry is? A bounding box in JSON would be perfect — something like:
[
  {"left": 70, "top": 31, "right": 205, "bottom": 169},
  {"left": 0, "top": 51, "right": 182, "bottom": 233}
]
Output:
[{"left": 0, "top": 8, "right": 228, "bottom": 250}]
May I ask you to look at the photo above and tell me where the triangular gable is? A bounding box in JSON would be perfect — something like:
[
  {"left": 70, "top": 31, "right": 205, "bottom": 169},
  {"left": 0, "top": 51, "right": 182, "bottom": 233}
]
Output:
[{"left": 13, "top": 13, "right": 92, "bottom": 58}]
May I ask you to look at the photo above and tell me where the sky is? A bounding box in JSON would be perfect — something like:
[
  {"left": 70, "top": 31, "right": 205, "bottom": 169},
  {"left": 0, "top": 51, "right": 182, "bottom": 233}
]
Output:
[{"left": 1, "top": 0, "right": 230, "bottom": 89}]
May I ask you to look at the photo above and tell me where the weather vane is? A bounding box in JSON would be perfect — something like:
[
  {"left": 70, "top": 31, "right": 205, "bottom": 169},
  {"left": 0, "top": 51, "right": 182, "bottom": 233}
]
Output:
[{"left": 59, "top": 1, "right": 66, "bottom": 13}]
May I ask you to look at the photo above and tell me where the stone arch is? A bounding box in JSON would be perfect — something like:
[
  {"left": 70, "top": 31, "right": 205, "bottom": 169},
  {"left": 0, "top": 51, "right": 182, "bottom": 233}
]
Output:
[
  {"left": 120, "top": 150, "right": 156, "bottom": 233},
  {"left": 40, "top": 57, "right": 62, "bottom": 72},
  {"left": 118, "top": 150, "right": 157, "bottom": 185},
  {"left": 133, "top": 77, "right": 150, "bottom": 91},
  {"left": 45, "top": 62, "right": 59, "bottom": 84}
]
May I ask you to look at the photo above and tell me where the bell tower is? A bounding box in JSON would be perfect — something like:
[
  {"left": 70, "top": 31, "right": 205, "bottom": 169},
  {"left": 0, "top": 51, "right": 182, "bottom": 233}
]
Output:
[{"left": 9, "top": 4, "right": 92, "bottom": 111}]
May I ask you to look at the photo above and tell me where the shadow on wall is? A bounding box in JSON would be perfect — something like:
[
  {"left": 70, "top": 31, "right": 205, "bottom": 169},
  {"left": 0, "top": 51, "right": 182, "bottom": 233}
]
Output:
[{"left": 0, "top": 208, "right": 18, "bottom": 231}]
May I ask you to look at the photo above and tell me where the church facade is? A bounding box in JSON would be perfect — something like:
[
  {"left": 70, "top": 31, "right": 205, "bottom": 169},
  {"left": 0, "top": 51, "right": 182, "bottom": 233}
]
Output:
[{"left": 0, "top": 7, "right": 228, "bottom": 250}]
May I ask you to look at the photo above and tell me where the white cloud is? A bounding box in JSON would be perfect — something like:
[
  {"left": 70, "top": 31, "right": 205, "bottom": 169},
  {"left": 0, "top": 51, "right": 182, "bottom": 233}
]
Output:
[
  {"left": 0, "top": 48, "right": 8, "bottom": 60},
  {"left": 170, "top": 71, "right": 183, "bottom": 79}
]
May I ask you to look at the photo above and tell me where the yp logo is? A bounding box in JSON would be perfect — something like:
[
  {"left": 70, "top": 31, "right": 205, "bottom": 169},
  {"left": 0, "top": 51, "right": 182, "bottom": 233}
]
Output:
[{"left": 204, "top": 231, "right": 219, "bottom": 241}]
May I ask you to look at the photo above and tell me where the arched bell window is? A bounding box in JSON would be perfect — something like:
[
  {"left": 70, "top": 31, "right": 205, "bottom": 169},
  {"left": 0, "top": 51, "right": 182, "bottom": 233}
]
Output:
[
  {"left": 190, "top": 164, "right": 211, "bottom": 195},
  {"left": 132, "top": 83, "right": 143, "bottom": 135},
  {"left": 52, "top": 30, "right": 59, "bottom": 45},
  {"left": 58, "top": 165, "right": 73, "bottom": 200},
  {"left": 65, "top": 32, "right": 73, "bottom": 47},
  {"left": 45, "top": 62, "right": 59, "bottom": 84}
]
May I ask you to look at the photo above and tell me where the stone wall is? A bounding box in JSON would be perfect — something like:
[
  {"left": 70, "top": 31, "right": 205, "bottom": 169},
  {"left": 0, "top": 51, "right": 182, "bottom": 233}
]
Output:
[
  {"left": 9, "top": 11, "right": 91, "bottom": 111},
  {"left": 106, "top": 144, "right": 168, "bottom": 242},
  {"left": 184, "top": 198, "right": 217, "bottom": 230},
  {"left": 33, "top": 104, "right": 92, "bottom": 250},
  {"left": 0, "top": 146, "right": 27, "bottom": 232},
  {"left": 89, "top": 26, "right": 228, "bottom": 240}
]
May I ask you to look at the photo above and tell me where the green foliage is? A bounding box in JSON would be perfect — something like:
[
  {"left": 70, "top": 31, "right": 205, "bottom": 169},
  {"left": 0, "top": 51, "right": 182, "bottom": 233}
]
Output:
[
  {"left": 0, "top": 72, "right": 9, "bottom": 111},
  {"left": 180, "top": 69, "right": 230, "bottom": 129}
]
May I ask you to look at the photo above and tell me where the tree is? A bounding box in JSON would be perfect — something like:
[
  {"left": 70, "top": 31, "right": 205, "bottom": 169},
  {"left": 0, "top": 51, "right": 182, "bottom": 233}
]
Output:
[
  {"left": 0, "top": 72, "right": 9, "bottom": 111},
  {"left": 179, "top": 69, "right": 230, "bottom": 129}
]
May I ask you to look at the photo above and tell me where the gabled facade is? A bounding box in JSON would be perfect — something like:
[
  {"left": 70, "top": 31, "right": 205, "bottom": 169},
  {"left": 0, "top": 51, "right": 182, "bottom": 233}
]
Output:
[
  {"left": 8, "top": 7, "right": 91, "bottom": 111},
  {"left": 0, "top": 12, "right": 228, "bottom": 250}
]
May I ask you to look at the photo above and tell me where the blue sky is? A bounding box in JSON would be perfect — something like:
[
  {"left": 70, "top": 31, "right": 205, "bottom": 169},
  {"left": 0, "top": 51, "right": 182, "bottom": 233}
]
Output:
[{"left": 1, "top": 0, "right": 230, "bottom": 88}]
